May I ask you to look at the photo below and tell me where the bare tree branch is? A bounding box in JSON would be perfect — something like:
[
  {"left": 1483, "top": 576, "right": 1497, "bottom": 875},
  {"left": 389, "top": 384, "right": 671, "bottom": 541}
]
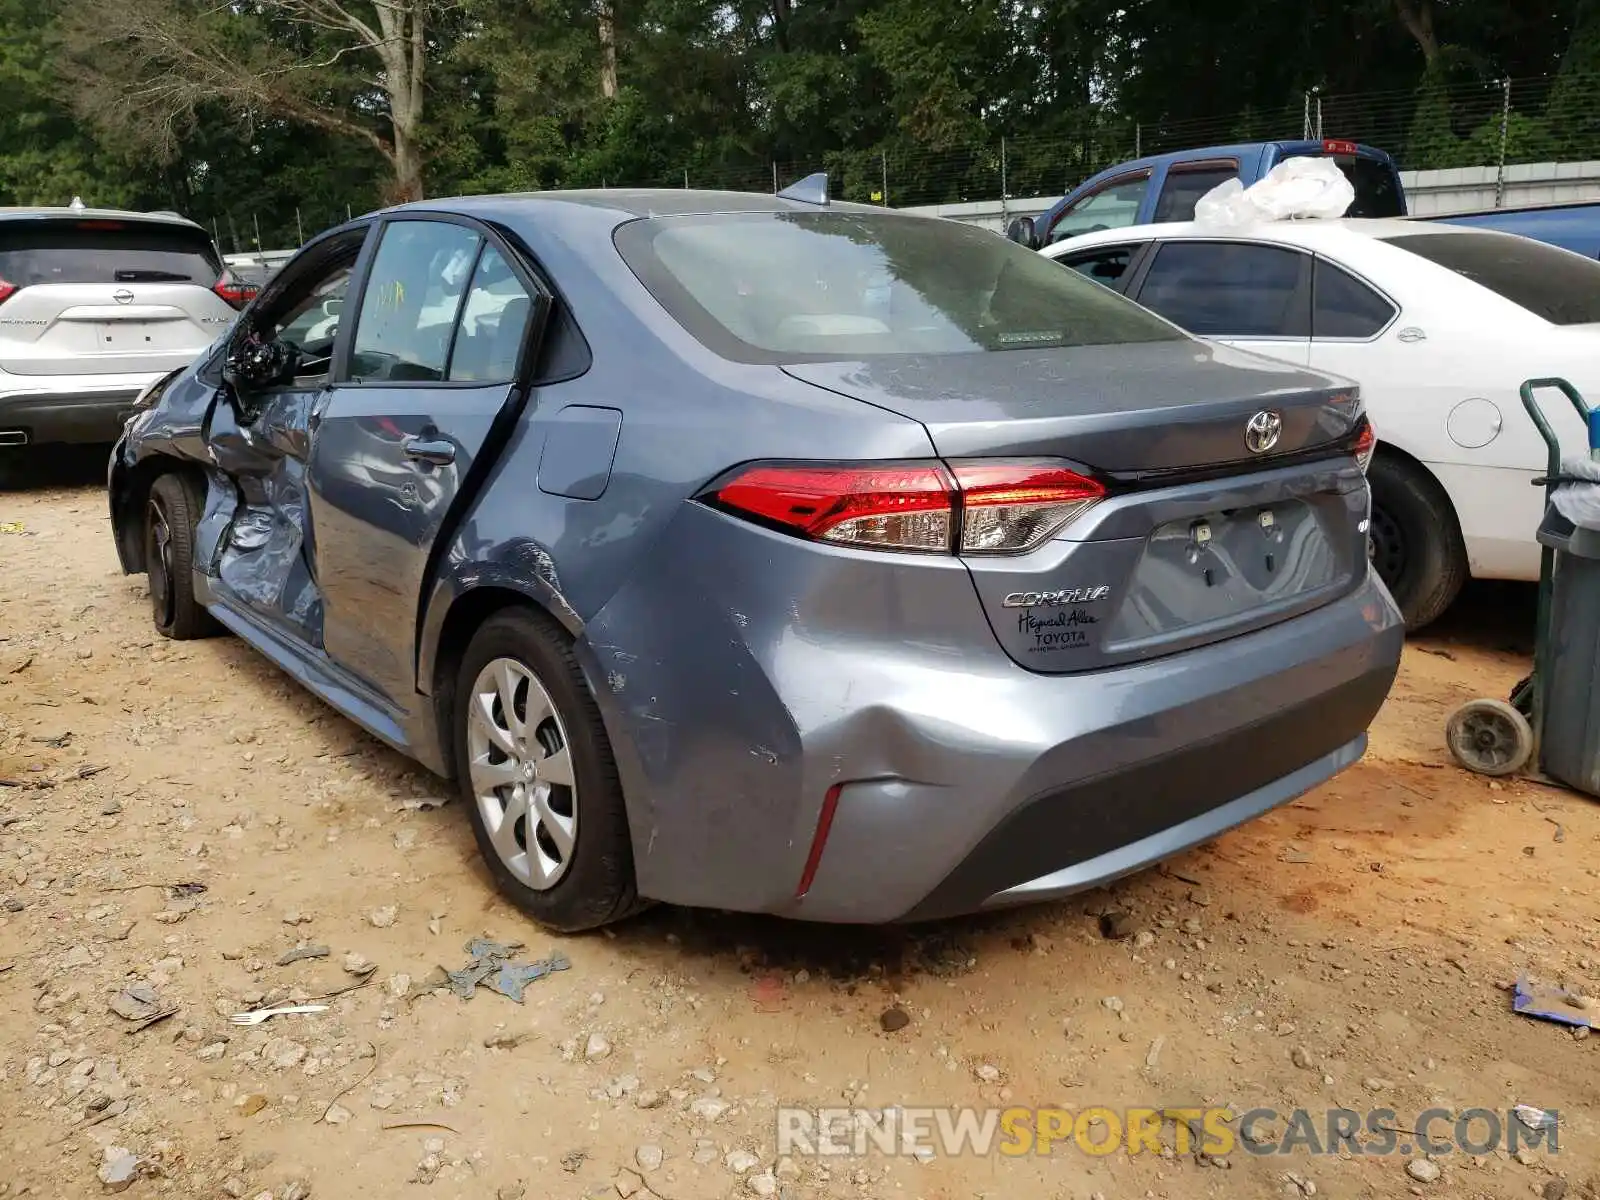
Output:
[{"left": 61, "top": 0, "right": 436, "bottom": 200}]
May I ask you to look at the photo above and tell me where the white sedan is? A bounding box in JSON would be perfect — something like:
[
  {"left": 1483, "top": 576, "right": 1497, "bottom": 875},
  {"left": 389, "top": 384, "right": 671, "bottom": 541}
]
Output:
[{"left": 1042, "top": 218, "right": 1600, "bottom": 629}]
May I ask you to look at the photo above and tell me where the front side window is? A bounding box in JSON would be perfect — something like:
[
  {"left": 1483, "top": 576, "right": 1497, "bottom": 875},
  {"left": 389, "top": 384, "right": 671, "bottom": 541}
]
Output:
[
  {"left": 1046, "top": 174, "right": 1152, "bottom": 244},
  {"left": 350, "top": 221, "right": 482, "bottom": 382},
  {"left": 614, "top": 211, "right": 1183, "bottom": 364},
  {"left": 275, "top": 266, "right": 352, "bottom": 350},
  {"left": 1382, "top": 230, "right": 1600, "bottom": 326},
  {"left": 1136, "top": 242, "right": 1310, "bottom": 338}
]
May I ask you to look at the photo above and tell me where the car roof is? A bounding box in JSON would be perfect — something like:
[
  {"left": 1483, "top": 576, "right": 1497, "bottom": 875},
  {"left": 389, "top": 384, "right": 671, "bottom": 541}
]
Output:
[
  {"left": 1041, "top": 216, "right": 1494, "bottom": 256},
  {"left": 0, "top": 205, "right": 209, "bottom": 232},
  {"left": 385, "top": 188, "right": 889, "bottom": 225}
]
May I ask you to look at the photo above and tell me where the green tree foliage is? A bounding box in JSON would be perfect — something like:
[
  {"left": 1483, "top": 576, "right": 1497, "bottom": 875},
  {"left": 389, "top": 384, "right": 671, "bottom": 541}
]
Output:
[{"left": 0, "top": 0, "right": 1594, "bottom": 248}]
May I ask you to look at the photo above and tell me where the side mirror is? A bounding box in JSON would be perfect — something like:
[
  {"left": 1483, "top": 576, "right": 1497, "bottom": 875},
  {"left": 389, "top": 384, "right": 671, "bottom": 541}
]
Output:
[
  {"left": 224, "top": 338, "right": 299, "bottom": 391},
  {"left": 1005, "top": 216, "right": 1040, "bottom": 251},
  {"left": 321, "top": 297, "right": 343, "bottom": 318}
]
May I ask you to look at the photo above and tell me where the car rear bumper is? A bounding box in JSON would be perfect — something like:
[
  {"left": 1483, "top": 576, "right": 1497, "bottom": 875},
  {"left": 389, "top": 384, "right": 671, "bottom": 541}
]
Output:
[
  {"left": 579, "top": 507, "right": 1404, "bottom": 924},
  {"left": 0, "top": 382, "right": 148, "bottom": 445}
]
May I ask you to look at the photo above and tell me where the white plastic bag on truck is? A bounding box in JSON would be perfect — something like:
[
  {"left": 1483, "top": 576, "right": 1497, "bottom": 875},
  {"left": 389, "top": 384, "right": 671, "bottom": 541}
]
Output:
[{"left": 1193, "top": 155, "right": 1356, "bottom": 230}]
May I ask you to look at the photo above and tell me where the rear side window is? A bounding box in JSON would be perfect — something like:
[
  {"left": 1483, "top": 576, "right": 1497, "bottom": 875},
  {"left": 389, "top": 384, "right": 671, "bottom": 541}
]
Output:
[
  {"left": 1058, "top": 244, "right": 1142, "bottom": 290},
  {"left": 1153, "top": 165, "right": 1238, "bottom": 223},
  {"left": 1312, "top": 260, "right": 1396, "bottom": 338},
  {"left": 614, "top": 211, "right": 1183, "bottom": 363},
  {"left": 1136, "top": 242, "right": 1310, "bottom": 338},
  {"left": 0, "top": 218, "right": 221, "bottom": 286},
  {"left": 1382, "top": 231, "right": 1600, "bottom": 325}
]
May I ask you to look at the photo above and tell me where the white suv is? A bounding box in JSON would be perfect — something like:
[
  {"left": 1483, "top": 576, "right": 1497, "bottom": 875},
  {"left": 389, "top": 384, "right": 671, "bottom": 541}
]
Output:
[{"left": 0, "top": 206, "right": 249, "bottom": 448}]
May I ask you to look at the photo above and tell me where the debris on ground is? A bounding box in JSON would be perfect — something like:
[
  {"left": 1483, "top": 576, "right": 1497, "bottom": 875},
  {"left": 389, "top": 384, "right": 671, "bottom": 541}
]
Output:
[
  {"left": 1514, "top": 1103, "right": 1558, "bottom": 1134},
  {"left": 108, "top": 984, "right": 165, "bottom": 1022},
  {"left": 1512, "top": 974, "right": 1597, "bottom": 1029},
  {"left": 747, "top": 974, "right": 786, "bottom": 1012},
  {"left": 229, "top": 1003, "right": 330, "bottom": 1025},
  {"left": 276, "top": 944, "right": 331, "bottom": 966},
  {"left": 1098, "top": 910, "right": 1136, "bottom": 939},
  {"left": 439, "top": 938, "right": 570, "bottom": 1002},
  {"left": 97, "top": 1146, "right": 139, "bottom": 1192},
  {"left": 879, "top": 1006, "right": 910, "bottom": 1033}
]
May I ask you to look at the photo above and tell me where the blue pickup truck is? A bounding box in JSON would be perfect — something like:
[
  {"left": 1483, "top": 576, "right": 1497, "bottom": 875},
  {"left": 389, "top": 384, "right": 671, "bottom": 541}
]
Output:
[{"left": 1005, "top": 139, "right": 1600, "bottom": 258}]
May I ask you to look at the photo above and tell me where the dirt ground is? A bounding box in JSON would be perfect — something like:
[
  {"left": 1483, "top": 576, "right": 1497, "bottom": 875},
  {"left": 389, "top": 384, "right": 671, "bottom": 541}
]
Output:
[{"left": 3, "top": 451, "right": 1599, "bottom": 1200}]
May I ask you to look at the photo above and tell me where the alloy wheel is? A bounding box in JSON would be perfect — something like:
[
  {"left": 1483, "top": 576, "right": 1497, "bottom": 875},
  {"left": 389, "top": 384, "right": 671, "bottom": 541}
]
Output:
[{"left": 465, "top": 656, "right": 578, "bottom": 890}]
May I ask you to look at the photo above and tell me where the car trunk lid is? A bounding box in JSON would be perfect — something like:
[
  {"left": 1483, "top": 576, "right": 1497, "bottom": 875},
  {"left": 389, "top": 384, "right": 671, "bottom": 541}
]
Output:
[{"left": 782, "top": 342, "right": 1372, "bottom": 672}]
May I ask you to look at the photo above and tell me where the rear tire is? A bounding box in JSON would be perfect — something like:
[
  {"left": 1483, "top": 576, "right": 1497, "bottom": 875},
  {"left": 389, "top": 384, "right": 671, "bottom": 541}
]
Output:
[
  {"left": 1367, "top": 454, "right": 1467, "bottom": 633},
  {"left": 453, "top": 608, "right": 643, "bottom": 933},
  {"left": 145, "top": 473, "right": 220, "bottom": 640}
]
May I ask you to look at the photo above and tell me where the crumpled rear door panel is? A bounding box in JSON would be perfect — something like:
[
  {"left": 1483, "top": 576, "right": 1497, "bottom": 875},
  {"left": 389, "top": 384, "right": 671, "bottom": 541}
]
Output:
[{"left": 206, "top": 390, "right": 326, "bottom": 646}]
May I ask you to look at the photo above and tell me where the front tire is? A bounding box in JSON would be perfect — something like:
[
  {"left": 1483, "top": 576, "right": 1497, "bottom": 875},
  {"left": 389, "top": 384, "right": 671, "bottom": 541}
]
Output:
[
  {"left": 145, "top": 473, "right": 219, "bottom": 640},
  {"left": 453, "top": 608, "right": 642, "bottom": 933},
  {"left": 1367, "top": 454, "right": 1467, "bottom": 632}
]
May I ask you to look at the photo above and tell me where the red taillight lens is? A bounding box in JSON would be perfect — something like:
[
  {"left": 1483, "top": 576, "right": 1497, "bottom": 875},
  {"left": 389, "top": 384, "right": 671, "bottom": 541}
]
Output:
[
  {"left": 714, "top": 462, "right": 955, "bottom": 552},
  {"left": 0, "top": 279, "right": 14, "bottom": 307},
  {"left": 1353, "top": 415, "right": 1376, "bottom": 473},
  {"left": 950, "top": 462, "right": 1106, "bottom": 554},
  {"left": 213, "top": 269, "right": 258, "bottom": 310},
  {"left": 711, "top": 460, "right": 1105, "bottom": 556},
  {"left": 1323, "top": 139, "right": 1360, "bottom": 156}
]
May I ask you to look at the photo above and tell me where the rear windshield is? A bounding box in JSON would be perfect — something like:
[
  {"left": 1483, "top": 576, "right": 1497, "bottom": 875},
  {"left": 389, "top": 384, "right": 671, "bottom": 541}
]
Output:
[
  {"left": 0, "top": 218, "right": 221, "bottom": 287},
  {"left": 1381, "top": 230, "right": 1600, "bottom": 325},
  {"left": 1282, "top": 152, "right": 1405, "bottom": 219},
  {"left": 613, "top": 211, "right": 1183, "bottom": 363}
]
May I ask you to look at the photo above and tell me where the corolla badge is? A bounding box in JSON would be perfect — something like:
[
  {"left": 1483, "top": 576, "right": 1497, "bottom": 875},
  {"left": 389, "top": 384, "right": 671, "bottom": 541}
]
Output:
[
  {"left": 1244, "top": 409, "right": 1283, "bottom": 454},
  {"left": 1001, "top": 585, "right": 1111, "bottom": 609}
]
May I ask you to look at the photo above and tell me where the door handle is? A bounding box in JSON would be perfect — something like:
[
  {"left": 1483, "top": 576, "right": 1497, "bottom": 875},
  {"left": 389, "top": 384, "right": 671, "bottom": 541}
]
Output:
[{"left": 402, "top": 435, "right": 456, "bottom": 466}]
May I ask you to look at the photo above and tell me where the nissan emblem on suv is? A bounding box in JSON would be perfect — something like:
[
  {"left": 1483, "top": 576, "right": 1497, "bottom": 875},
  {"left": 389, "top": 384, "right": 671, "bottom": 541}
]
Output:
[{"left": 1245, "top": 410, "right": 1283, "bottom": 454}]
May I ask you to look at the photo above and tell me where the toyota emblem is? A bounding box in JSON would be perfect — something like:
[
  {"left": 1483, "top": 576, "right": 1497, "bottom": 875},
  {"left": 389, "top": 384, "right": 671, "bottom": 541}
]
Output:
[
  {"left": 112, "top": 289, "right": 135, "bottom": 305},
  {"left": 1244, "top": 409, "right": 1283, "bottom": 454}
]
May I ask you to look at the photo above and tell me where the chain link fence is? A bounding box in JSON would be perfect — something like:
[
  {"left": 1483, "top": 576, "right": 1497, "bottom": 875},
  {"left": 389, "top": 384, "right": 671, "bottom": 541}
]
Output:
[{"left": 204, "top": 70, "right": 1600, "bottom": 253}]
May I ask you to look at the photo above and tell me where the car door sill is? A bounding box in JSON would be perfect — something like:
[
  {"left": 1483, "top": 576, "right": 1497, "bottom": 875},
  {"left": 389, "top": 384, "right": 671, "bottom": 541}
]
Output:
[{"left": 198, "top": 583, "right": 412, "bottom": 756}]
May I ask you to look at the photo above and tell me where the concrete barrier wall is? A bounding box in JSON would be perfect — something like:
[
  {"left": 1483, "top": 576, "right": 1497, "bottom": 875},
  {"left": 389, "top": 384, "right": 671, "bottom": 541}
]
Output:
[{"left": 900, "top": 160, "right": 1600, "bottom": 231}]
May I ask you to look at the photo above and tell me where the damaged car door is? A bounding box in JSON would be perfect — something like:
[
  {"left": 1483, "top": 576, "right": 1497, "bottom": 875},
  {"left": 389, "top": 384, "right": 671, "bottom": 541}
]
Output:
[
  {"left": 306, "top": 216, "right": 549, "bottom": 708},
  {"left": 206, "top": 230, "right": 369, "bottom": 647}
]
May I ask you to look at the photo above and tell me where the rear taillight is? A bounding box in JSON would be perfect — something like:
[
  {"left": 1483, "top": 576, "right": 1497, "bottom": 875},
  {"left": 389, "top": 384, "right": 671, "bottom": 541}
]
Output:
[
  {"left": 710, "top": 460, "right": 1106, "bottom": 556},
  {"left": 213, "top": 269, "right": 258, "bottom": 310},
  {"left": 0, "top": 278, "right": 15, "bottom": 307},
  {"left": 1323, "top": 139, "right": 1360, "bottom": 156},
  {"left": 1353, "top": 415, "right": 1376, "bottom": 473},
  {"left": 950, "top": 462, "right": 1106, "bottom": 554}
]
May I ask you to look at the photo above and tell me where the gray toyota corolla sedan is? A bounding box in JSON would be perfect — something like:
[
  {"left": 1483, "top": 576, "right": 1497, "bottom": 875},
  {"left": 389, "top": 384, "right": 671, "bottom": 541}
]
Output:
[{"left": 107, "top": 180, "right": 1403, "bottom": 931}]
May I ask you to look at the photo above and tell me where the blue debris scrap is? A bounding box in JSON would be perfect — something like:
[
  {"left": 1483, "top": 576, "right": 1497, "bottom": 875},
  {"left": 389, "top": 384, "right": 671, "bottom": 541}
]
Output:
[
  {"left": 444, "top": 938, "right": 570, "bottom": 1003},
  {"left": 1512, "top": 973, "right": 1597, "bottom": 1029}
]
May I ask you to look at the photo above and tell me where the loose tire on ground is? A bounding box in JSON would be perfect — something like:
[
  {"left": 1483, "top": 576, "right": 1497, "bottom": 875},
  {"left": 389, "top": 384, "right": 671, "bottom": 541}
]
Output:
[
  {"left": 1367, "top": 453, "right": 1468, "bottom": 632},
  {"left": 452, "top": 607, "right": 643, "bottom": 932},
  {"left": 144, "top": 472, "right": 220, "bottom": 640}
]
